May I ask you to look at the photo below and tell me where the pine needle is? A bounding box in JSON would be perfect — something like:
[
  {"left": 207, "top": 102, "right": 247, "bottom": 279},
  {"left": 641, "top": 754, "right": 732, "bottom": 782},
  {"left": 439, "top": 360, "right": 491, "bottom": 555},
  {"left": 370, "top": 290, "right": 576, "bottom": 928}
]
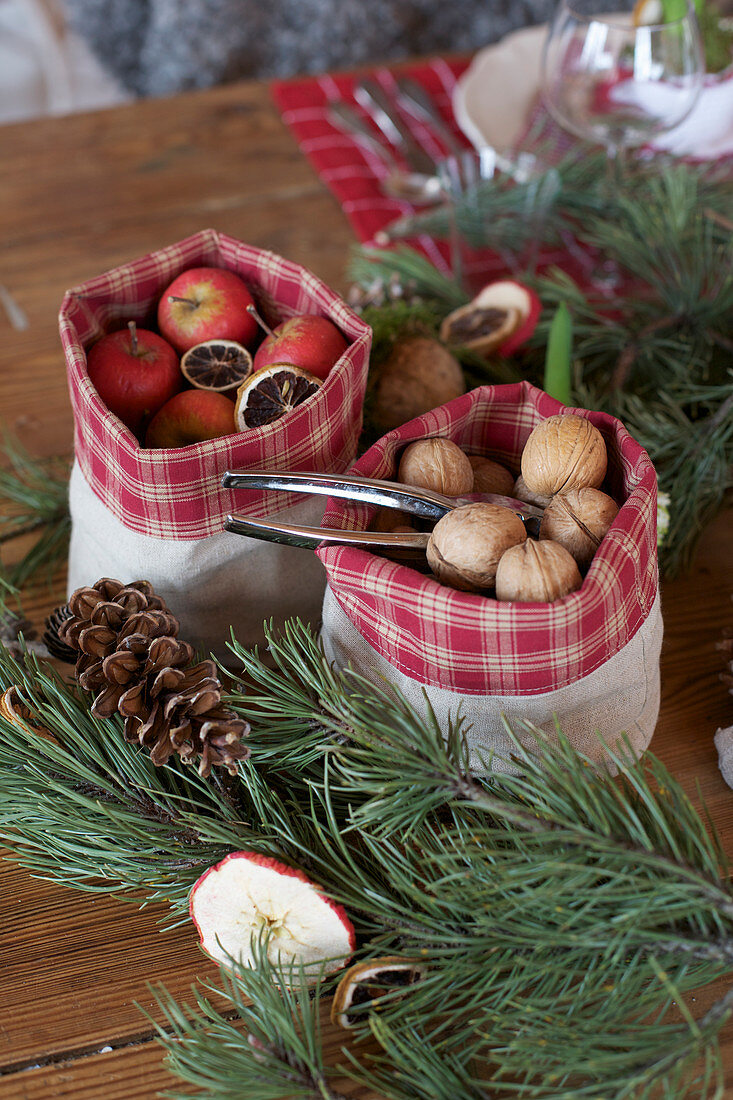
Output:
[{"left": 3, "top": 620, "right": 733, "bottom": 1096}]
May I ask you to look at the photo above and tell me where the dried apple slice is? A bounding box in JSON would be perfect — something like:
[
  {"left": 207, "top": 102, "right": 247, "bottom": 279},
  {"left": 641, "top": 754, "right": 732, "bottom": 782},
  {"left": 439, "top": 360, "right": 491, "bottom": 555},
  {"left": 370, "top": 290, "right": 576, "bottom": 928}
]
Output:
[
  {"left": 476, "top": 279, "right": 542, "bottom": 355},
  {"left": 440, "top": 279, "right": 541, "bottom": 357},
  {"left": 439, "top": 302, "right": 519, "bottom": 356},
  {"left": 189, "top": 850, "right": 355, "bottom": 982},
  {"left": 0, "top": 686, "right": 56, "bottom": 742}
]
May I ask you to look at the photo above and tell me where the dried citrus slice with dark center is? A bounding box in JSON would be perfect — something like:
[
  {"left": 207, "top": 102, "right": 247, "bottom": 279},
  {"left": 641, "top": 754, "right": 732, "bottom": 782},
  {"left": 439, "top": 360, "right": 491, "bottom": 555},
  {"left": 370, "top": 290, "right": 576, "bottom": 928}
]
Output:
[
  {"left": 331, "top": 957, "right": 425, "bottom": 1029},
  {"left": 234, "top": 364, "right": 322, "bottom": 430},
  {"left": 181, "top": 339, "right": 253, "bottom": 392}
]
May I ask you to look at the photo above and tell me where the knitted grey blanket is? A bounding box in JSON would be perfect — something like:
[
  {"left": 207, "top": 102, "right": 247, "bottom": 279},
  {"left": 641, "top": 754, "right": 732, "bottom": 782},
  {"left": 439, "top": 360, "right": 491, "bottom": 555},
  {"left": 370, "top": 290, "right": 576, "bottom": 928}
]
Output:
[{"left": 59, "top": 0, "right": 610, "bottom": 98}]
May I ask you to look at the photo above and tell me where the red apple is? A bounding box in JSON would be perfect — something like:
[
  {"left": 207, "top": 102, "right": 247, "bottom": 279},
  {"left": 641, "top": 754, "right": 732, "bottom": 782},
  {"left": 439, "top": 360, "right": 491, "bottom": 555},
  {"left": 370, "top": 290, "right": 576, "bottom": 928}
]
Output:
[
  {"left": 86, "top": 322, "right": 182, "bottom": 435},
  {"left": 252, "top": 314, "right": 349, "bottom": 381},
  {"left": 144, "top": 388, "right": 235, "bottom": 448},
  {"left": 157, "top": 267, "right": 259, "bottom": 353}
]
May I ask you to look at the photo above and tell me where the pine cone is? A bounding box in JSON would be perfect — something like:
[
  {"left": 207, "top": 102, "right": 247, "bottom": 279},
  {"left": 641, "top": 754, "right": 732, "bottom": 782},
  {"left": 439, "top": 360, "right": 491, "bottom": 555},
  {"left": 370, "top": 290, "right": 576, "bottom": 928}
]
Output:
[
  {"left": 0, "top": 609, "right": 38, "bottom": 661},
  {"left": 47, "top": 578, "right": 250, "bottom": 778},
  {"left": 42, "top": 604, "right": 76, "bottom": 662}
]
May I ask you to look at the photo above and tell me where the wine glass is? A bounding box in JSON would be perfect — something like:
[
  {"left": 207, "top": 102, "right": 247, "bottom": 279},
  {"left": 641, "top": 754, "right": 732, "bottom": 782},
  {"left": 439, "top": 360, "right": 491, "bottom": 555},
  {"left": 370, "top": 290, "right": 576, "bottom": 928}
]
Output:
[{"left": 540, "top": 0, "right": 705, "bottom": 170}]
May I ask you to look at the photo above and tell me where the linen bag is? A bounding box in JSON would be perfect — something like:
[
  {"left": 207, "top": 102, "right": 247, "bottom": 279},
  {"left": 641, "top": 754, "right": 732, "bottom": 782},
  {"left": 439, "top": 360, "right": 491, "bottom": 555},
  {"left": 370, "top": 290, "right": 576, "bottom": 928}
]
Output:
[
  {"left": 318, "top": 381, "right": 662, "bottom": 770},
  {"left": 58, "top": 229, "right": 372, "bottom": 658}
]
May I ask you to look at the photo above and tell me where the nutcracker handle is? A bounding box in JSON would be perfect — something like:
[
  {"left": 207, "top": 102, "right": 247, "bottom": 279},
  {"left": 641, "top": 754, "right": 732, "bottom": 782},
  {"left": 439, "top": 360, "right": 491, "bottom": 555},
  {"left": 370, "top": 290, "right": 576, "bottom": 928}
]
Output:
[{"left": 224, "top": 514, "right": 431, "bottom": 551}]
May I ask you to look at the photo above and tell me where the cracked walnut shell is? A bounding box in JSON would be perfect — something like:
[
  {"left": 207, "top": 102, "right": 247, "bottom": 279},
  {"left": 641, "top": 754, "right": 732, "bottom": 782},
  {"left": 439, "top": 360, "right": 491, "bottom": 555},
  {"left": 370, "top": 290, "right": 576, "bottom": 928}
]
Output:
[
  {"left": 521, "top": 414, "right": 607, "bottom": 496},
  {"left": 426, "top": 502, "right": 526, "bottom": 591},
  {"left": 539, "top": 487, "right": 619, "bottom": 569},
  {"left": 495, "top": 539, "right": 582, "bottom": 603}
]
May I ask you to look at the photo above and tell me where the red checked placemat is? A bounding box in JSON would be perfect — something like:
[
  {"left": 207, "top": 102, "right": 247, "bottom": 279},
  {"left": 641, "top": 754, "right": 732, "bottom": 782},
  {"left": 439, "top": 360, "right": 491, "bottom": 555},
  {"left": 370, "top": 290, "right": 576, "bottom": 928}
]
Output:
[
  {"left": 271, "top": 59, "right": 474, "bottom": 274},
  {"left": 271, "top": 60, "right": 580, "bottom": 283}
]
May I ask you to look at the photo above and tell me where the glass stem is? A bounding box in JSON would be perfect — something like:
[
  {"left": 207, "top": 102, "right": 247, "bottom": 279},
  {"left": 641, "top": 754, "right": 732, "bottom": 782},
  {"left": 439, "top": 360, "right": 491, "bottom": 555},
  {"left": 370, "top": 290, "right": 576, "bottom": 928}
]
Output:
[{"left": 605, "top": 140, "right": 627, "bottom": 195}]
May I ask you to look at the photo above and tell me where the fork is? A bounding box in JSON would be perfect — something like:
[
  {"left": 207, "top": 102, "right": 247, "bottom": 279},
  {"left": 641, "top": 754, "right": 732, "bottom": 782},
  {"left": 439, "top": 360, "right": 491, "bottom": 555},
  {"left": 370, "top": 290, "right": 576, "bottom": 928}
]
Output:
[
  {"left": 353, "top": 79, "right": 437, "bottom": 176},
  {"left": 326, "top": 100, "right": 442, "bottom": 204}
]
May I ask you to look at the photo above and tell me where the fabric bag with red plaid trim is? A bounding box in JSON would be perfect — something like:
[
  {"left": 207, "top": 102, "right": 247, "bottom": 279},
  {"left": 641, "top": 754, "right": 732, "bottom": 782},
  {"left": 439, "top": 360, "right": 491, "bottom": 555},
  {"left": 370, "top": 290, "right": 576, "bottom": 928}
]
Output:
[
  {"left": 58, "top": 229, "right": 371, "bottom": 657},
  {"left": 317, "top": 382, "right": 662, "bottom": 770}
]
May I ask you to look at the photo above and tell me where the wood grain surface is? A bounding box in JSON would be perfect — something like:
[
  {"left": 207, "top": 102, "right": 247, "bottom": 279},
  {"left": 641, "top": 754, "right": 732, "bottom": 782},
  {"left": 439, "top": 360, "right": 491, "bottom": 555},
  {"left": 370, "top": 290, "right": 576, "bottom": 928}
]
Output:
[{"left": 0, "top": 76, "right": 732, "bottom": 1099}]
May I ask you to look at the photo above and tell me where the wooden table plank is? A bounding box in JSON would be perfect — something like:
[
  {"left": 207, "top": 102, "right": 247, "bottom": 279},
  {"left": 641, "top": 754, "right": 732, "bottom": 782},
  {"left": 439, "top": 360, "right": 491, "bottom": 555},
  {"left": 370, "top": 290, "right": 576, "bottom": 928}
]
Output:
[{"left": 0, "top": 83, "right": 352, "bottom": 463}]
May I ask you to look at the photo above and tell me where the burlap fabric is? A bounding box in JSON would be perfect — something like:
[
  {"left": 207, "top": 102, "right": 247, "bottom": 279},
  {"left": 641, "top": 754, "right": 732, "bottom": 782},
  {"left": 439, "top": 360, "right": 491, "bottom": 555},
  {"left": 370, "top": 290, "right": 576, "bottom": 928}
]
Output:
[{"left": 59, "top": 229, "right": 372, "bottom": 657}]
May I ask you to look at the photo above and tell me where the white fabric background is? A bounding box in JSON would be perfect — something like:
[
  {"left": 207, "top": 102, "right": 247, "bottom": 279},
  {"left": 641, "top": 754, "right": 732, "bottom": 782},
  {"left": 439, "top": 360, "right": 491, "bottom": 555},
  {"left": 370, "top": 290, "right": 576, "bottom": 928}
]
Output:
[
  {"left": 321, "top": 583, "right": 663, "bottom": 772},
  {"left": 68, "top": 459, "right": 327, "bottom": 661}
]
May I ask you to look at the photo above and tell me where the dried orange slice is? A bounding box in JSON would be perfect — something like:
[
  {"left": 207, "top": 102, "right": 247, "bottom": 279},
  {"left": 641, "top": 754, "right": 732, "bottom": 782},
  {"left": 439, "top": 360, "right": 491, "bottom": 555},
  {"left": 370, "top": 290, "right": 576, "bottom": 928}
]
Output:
[
  {"left": 234, "top": 364, "right": 322, "bottom": 430},
  {"left": 0, "top": 686, "right": 56, "bottom": 742},
  {"left": 181, "top": 339, "right": 253, "bottom": 393}
]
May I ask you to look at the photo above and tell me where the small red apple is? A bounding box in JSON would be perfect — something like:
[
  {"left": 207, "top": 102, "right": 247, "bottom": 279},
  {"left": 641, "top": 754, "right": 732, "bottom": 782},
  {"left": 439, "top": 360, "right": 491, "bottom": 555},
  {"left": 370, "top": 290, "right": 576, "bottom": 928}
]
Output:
[
  {"left": 144, "top": 388, "right": 235, "bottom": 448},
  {"left": 157, "top": 267, "right": 259, "bottom": 354},
  {"left": 86, "top": 322, "right": 182, "bottom": 435},
  {"left": 252, "top": 314, "right": 349, "bottom": 381}
]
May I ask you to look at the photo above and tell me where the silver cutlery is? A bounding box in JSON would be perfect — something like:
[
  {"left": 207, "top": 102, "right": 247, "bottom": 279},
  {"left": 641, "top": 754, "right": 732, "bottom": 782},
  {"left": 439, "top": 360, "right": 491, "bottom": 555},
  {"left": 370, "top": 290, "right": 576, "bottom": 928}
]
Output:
[
  {"left": 394, "top": 76, "right": 466, "bottom": 158},
  {"left": 327, "top": 101, "right": 443, "bottom": 205},
  {"left": 327, "top": 101, "right": 395, "bottom": 164},
  {"left": 395, "top": 76, "right": 538, "bottom": 185},
  {"left": 353, "top": 79, "right": 437, "bottom": 177}
]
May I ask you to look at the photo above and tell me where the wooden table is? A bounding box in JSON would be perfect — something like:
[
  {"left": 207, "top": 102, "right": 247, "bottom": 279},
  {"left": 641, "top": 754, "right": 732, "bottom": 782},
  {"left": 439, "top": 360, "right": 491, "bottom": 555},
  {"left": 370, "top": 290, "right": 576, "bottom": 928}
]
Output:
[{"left": 0, "top": 77, "right": 732, "bottom": 1099}]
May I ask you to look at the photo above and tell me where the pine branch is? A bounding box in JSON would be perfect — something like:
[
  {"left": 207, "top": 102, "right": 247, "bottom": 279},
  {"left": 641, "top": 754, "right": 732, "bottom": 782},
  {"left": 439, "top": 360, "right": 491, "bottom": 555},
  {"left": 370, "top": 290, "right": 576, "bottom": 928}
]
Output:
[
  {"left": 147, "top": 940, "right": 350, "bottom": 1100},
  {"left": 0, "top": 646, "right": 272, "bottom": 916},
  {"left": 348, "top": 159, "right": 733, "bottom": 576},
  {"left": 5, "top": 621, "right": 733, "bottom": 1097},
  {"left": 0, "top": 434, "right": 70, "bottom": 615}
]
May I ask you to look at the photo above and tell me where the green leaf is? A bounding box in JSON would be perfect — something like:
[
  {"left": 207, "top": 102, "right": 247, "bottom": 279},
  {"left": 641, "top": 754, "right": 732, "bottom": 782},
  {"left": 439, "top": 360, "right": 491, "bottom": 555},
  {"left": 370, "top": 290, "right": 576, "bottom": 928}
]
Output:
[{"left": 543, "top": 302, "right": 573, "bottom": 405}]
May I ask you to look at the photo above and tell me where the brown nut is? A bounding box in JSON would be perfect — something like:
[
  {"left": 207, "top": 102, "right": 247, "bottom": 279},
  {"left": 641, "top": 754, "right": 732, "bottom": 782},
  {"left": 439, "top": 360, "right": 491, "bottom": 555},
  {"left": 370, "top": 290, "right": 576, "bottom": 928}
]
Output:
[
  {"left": 495, "top": 539, "right": 582, "bottom": 603},
  {"left": 512, "top": 474, "right": 553, "bottom": 510},
  {"left": 372, "top": 336, "right": 465, "bottom": 432},
  {"left": 521, "top": 414, "right": 607, "bottom": 496},
  {"left": 539, "top": 487, "right": 619, "bottom": 569},
  {"left": 426, "top": 502, "right": 526, "bottom": 592},
  {"left": 398, "top": 438, "right": 474, "bottom": 498},
  {"left": 370, "top": 506, "right": 415, "bottom": 533},
  {"left": 467, "top": 454, "right": 515, "bottom": 496}
]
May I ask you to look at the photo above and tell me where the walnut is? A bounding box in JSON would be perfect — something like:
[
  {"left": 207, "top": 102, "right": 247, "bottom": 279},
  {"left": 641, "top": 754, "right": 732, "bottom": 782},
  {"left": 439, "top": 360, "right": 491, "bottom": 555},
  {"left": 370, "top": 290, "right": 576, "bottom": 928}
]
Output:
[
  {"left": 398, "top": 438, "right": 474, "bottom": 497},
  {"left": 521, "top": 414, "right": 607, "bottom": 496},
  {"left": 372, "top": 336, "right": 465, "bottom": 432},
  {"left": 539, "top": 487, "right": 619, "bottom": 569},
  {"left": 495, "top": 539, "right": 582, "bottom": 603},
  {"left": 512, "top": 474, "right": 553, "bottom": 510},
  {"left": 426, "top": 503, "right": 526, "bottom": 591},
  {"left": 370, "top": 506, "right": 415, "bottom": 533},
  {"left": 467, "top": 454, "right": 515, "bottom": 496}
]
